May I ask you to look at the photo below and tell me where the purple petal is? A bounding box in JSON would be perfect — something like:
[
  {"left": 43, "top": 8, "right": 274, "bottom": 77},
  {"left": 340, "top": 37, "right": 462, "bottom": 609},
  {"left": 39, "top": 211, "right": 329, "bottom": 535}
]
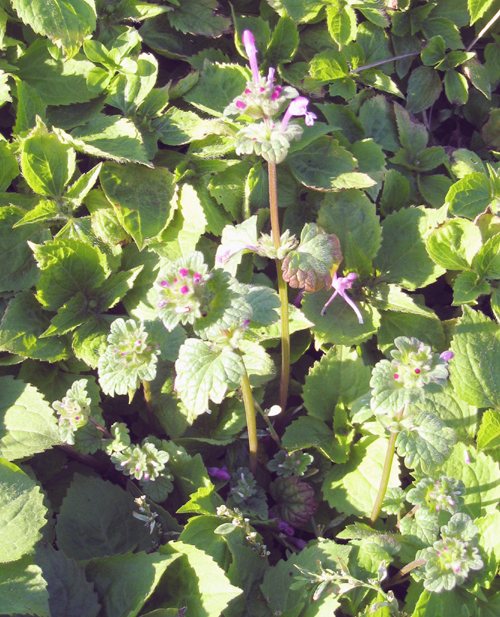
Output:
[
  {"left": 242, "top": 30, "right": 260, "bottom": 86},
  {"left": 440, "top": 351, "right": 454, "bottom": 362},
  {"left": 207, "top": 466, "right": 231, "bottom": 481}
]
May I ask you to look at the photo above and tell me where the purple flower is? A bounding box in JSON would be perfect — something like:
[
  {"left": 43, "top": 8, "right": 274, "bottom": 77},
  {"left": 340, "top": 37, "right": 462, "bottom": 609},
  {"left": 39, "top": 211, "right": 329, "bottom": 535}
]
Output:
[
  {"left": 277, "top": 519, "right": 295, "bottom": 536},
  {"left": 207, "top": 466, "right": 231, "bottom": 481},
  {"left": 236, "top": 100, "right": 247, "bottom": 110},
  {"left": 281, "top": 96, "right": 317, "bottom": 132},
  {"left": 321, "top": 272, "right": 363, "bottom": 324},
  {"left": 242, "top": 30, "right": 260, "bottom": 86},
  {"left": 179, "top": 268, "right": 189, "bottom": 277},
  {"left": 440, "top": 350, "right": 454, "bottom": 362}
]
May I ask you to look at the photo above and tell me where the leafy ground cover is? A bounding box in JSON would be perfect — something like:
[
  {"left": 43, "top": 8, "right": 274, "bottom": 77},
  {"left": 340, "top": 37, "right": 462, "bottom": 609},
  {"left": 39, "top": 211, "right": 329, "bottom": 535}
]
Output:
[{"left": 3, "top": 0, "right": 500, "bottom": 616}]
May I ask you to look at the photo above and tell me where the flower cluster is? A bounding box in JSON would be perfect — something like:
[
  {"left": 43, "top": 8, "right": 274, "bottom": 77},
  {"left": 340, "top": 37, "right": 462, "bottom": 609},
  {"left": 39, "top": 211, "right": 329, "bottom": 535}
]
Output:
[
  {"left": 416, "top": 513, "right": 483, "bottom": 592},
  {"left": 216, "top": 505, "right": 270, "bottom": 558},
  {"left": 155, "top": 252, "right": 215, "bottom": 330},
  {"left": 407, "top": 476, "right": 465, "bottom": 515},
  {"left": 105, "top": 423, "right": 174, "bottom": 501},
  {"left": 224, "top": 30, "right": 317, "bottom": 164},
  {"left": 52, "top": 379, "right": 92, "bottom": 444},
  {"left": 98, "top": 319, "right": 160, "bottom": 397},
  {"left": 227, "top": 467, "right": 268, "bottom": 520},
  {"left": 267, "top": 449, "right": 314, "bottom": 478},
  {"left": 389, "top": 337, "right": 452, "bottom": 389}
]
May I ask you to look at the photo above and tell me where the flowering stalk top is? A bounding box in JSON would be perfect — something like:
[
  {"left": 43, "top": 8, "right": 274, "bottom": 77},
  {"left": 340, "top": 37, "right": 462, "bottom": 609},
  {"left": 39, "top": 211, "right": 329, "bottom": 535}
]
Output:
[
  {"left": 242, "top": 30, "right": 260, "bottom": 87},
  {"left": 321, "top": 272, "right": 363, "bottom": 324},
  {"left": 224, "top": 29, "right": 317, "bottom": 164}
]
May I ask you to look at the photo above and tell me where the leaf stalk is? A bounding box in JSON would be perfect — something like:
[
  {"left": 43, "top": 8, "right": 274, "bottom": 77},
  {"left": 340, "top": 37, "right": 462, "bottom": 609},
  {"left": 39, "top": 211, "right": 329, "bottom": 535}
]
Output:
[{"left": 240, "top": 369, "right": 258, "bottom": 474}]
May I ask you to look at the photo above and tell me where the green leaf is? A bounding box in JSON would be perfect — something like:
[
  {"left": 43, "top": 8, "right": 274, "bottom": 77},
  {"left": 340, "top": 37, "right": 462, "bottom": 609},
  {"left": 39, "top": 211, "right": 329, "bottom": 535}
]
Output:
[
  {"left": 478, "top": 409, "right": 500, "bottom": 451},
  {"left": 266, "top": 15, "right": 299, "bottom": 64},
  {"left": 16, "top": 41, "right": 100, "bottom": 107},
  {"left": 158, "top": 107, "right": 220, "bottom": 146},
  {"left": 21, "top": 118, "right": 76, "bottom": 198},
  {"left": 281, "top": 416, "right": 349, "bottom": 463},
  {"left": 287, "top": 136, "right": 370, "bottom": 191},
  {"left": 66, "top": 115, "right": 151, "bottom": 165},
  {"left": 482, "top": 109, "right": 500, "bottom": 149},
  {"left": 475, "top": 512, "right": 500, "bottom": 587},
  {"left": 358, "top": 68, "right": 404, "bottom": 98},
  {"left": 0, "top": 459, "right": 47, "bottom": 562},
  {"left": 184, "top": 62, "right": 248, "bottom": 116},
  {"left": 446, "top": 172, "right": 493, "bottom": 219},
  {"left": 326, "top": 2, "right": 357, "bottom": 49},
  {"left": 473, "top": 233, "right": 500, "bottom": 278},
  {"left": 452, "top": 270, "right": 490, "bottom": 305},
  {"left": 11, "top": 0, "right": 96, "bottom": 58},
  {"left": 177, "top": 485, "right": 223, "bottom": 515},
  {"left": 359, "top": 95, "right": 400, "bottom": 153},
  {"left": 100, "top": 162, "right": 176, "bottom": 249},
  {"left": 445, "top": 69, "right": 469, "bottom": 105},
  {"left": 421, "top": 18, "right": 464, "bottom": 50},
  {"left": 469, "top": 0, "right": 495, "bottom": 24},
  {"left": 279, "top": 0, "right": 324, "bottom": 23},
  {"left": 0, "top": 376, "right": 61, "bottom": 461},
  {"left": 373, "top": 206, "right": 446, "bottom": 290},
  {"left": 239, "top": 340, "right": 275, "bottom": 388},
  {"left": 427, "top": 218, "right": 482, "bottom": 270},
  {"left": 0, "top": 141, "right": 18, "bottom": 191},
  {"left": 406, "top": 66, "right": 443, "bottom": 114},
  {"left": 167, "top": 0, "right": 230, "bottom": 36},
  {"left": 463, "top": 57, "right": 491, "bottom": 99},
  {"left": 317, "top": 189, "right": 382, "bottom": 261},
  {"left": 309, "top": 50, "right": 349, "bottom": 84},
  {"left": 0, "top": 205, "right": 49, "bottom": 293},
  {"left": 322, "top": 436, "right": 401, "bottom": 517},
  {"left": 13, "top": 200, "right": 61, "bottom": 228},
  {"left": 421, "top": 36, "right": 446, "bottom": 66},
  {"left": 413, "top": 588, "right": 475, "bottom": 617},
  {"left": 399, "top": 508, "right": 439, "bottom": 548},
  {"left": 378, "top": 309, "right": 445, "bottom": 355},
  {"left": 158, "top": 541, "right": 241, "bottom": 617},
  {"left": 396, "top": 411, "right": 456, "bottom": 473},
  {"left": 31, "top": 238, "right": 109, "bottom": 311},
  {"left": 419, "top": 382, "right": 478, "bottom": 440},
  {"left": 55, "top": 474, "right": 156, "bottom": 559},
  {"left": 0, "top": 292, "right": 70, "bottom": 362},
  {"left": 35, "top": 544, "right": 100, "bottom": 617},
  {"left": 40, "top": 293, "right": 92, "bottom": 338},
  {"left": 175, "top": 339, "right": 246, "bottom": 417},
  {"left": 302, "top": 287, "right": 381, "bottom": 347},
  {"left": 215, "top": 217, "right": 258, "bottom": 276},
  {"left": 85, "top": 550, "right": 181, "bottom": 617},
  {"left": 450, "top": 306, "right": 500, "bottom": 409},
  {"left": 303, "top": 345, "right": 370, "bottom": 422},
  {"left": 0, "top": 556, "right": 49, "bottom": 617},
  {"left": 441, "top": 442, "right": 500, "bottom": 518}
]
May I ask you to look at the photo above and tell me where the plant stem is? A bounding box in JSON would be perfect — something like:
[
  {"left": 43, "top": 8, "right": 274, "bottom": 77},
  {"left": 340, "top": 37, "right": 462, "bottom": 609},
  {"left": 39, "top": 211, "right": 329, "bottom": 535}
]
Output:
[
  {"left": 352, "top": 51, "right": 421, "bottom": 74},
  {"left": 255, "top": 402, "right": 281, "bottom": 446},
  {"left": 240, "top": 369, "right": 258, "bottom": 474},
  {"left": 142, "top": 379, "right": 155, "bottom": 428},
  {"left": 268, "top": 161, "right": 290, "bottom": 414},
  {"left": 369, "top": 407, "right": 405, "bottom": 526},
  {"left": 466, "top": 8, "right": 500, "bottom": 51},
  {"left": 88, "top": 416, "right": 113, "bottom": 439},
  {"left": 382, "top": 558, "right": 426, "bottom": 590}
]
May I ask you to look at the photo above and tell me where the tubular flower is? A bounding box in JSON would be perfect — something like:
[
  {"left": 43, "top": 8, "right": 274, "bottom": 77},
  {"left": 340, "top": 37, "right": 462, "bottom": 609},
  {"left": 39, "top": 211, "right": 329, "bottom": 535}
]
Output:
[
  {"left": 321, "top": 272, "right": 363, "bottom": 324},
  {"left": 280, "top": 97, "right": 317, "bottom": 131}
]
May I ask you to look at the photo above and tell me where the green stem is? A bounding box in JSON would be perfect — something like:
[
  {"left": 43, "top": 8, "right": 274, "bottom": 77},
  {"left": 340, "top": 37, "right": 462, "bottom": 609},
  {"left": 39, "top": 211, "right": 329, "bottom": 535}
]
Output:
[
  {"left": 382, "top": 558, "right": 426, "bottom": 590},
  {"left": 142, "top": 379, "right": 154, "bottom": 428},
  {"left": 268, "top": 162, "right": 290, "bottom": 414},
  {"left": 466, "top": 8, "right": 500, "bottom": 52},
  {"left": 240, "top": 369, "right": 258, "bottom": 475},
  {"left": 255, "top": 402, "right": 281, "bottom": 446},
  {"left": 88, "top": 416, "right": 113, "bottom": 439},
  {"left": 352, "top": 50, "right": 421, "bottom": 73},
  {"left": 369, "top": 407, "right": 406, "bottom": 526}
]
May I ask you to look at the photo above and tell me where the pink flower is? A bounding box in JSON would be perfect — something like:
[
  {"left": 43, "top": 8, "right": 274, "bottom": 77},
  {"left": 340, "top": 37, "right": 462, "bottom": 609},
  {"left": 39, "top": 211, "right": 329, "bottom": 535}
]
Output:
[
  {"left": 281, "top": 97, "right": 317, "bottom": 132},
  {"left": 440, "top": 351, "right": 454, "bottom": 362},
  {"left": 242, "top": 30, "right": 260, "bottom": 86},
  {"left": 236, "top": 100, "right": 247, "bottom": 110},
  {"left": 321, "top": 272, "right": 363, "bottom": 324}
]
